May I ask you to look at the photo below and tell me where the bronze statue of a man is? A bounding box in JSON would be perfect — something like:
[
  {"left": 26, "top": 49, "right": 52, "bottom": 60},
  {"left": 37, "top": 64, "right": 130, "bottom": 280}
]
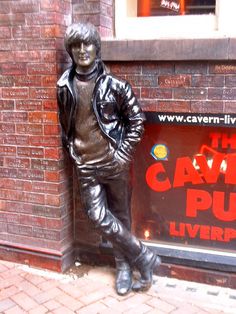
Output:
[{"left": 57, "top": 22, "right": 161, "bottom": 295}]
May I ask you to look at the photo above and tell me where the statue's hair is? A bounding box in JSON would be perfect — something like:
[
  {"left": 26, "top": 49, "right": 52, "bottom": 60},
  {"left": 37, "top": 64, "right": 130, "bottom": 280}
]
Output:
[{"left": 64, "top": 22, "right": 101, "bottom": 59}]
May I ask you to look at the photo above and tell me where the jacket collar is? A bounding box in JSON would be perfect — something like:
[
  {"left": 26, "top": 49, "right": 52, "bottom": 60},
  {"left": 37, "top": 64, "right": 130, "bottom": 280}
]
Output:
[{"left": 57, "top": 60, "right": 107, "bottom": 90}]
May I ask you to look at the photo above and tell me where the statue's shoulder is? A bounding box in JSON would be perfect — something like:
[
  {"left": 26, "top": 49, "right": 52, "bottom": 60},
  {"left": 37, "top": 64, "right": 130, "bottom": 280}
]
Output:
[
  {"left": 57, "top": 68, "right": 72, "bottom": 87},
  {"left": 103, "top": 73, "right": 127, "bottom": 89}
]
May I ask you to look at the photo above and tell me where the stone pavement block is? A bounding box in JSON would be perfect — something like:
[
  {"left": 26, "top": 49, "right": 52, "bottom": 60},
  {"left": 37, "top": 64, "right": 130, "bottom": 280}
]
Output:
[
  {"left": 11, "top": 291, "right": 39, "bottom": 311},
  {"left": 43, "top": 299, "right": 61, "bottom": 311},
  {"left": 101, "top": 295, "right": 120, "bottom": 307},
  {"left": 0, "top": 285, "right": 20, "bottom": 301},
  {"left": 28, "top": 304, "right": 48, "bottom": 314},
  {"left": 79, "top": 286, "right": 112, "bottom": 305},
  {"left": 146, "top": 297, "right": 176, "bottom": 313},
  {"left": 4, "top": 305, "right": 27, "bottom": 314},
  {"left": 33, "top": 287, "right": 62, "bottom": 304},
  {"left": 57, "top": 282, "right": 84, "bottom": 298},
  {"left": 55, "top": 292, "right": 83, "bottom": 311},
  {"left": 108, "top": 293, "right": 152, "bottom": 312},
  {"left": 16, "top": 279, "right": 42, "bottom": 297},
  {"left": 170, "top": 303, "right": 204, "bottom": 314},
  {"left": 123, "top": 303, "right": 153, "bottom": 314},
  {"left": 53, "top": 306, "right": 75, "bottom": 314},
  {"left": 0, "top": 298, "right": 16, "bottom": 312},
  {"left": 76, "top": 301, "right": 108, "bottom": 314}
]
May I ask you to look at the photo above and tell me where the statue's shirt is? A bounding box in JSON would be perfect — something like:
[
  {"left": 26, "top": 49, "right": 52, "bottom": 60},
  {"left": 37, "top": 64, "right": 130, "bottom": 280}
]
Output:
[{"left": 73, "top": 75, "right": 114, "bottom": 165}]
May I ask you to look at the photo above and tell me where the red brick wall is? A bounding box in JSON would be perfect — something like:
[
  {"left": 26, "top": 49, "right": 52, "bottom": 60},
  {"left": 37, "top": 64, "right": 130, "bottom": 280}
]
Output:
[
  {"left": 0, "top": 0, "right": 73, "bottom": 271},
  {"left": 72, "top": 0, "right": 114, "bottom": 37},
  {"left": 107, "top": 61, "right": 236, "bottom": 114}
]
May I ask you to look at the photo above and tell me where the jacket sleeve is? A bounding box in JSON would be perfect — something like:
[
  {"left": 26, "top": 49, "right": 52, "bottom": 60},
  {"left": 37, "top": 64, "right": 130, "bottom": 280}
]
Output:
[
  {"left": 116, "top": 81, "right": 145, "bottom": 162},
  {"left": 57, "top": 86, "right": 70, "bottom": 152}
]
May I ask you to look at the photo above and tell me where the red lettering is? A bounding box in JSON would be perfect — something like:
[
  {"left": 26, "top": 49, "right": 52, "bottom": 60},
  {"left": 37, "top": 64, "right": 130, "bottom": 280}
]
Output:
[
  {"left": 199, "top": 225, "right": 210, "bottom": 240},
  {"left": 186, "top": 188, "right": 212, "bottom": 218},
  {"left": 211, "top": 226, "right": 224, "bottom": 242},
  {"left": 212, "top": 191, "right": 236, "bottom": 221},
  {"left": 185, "top": 223, "right": 200, "bottom": 238},
  {"left": 224, "top": 228, "right": 236, "bottom": 242},
  {"left": 169, "top": 221, "right": 185, "bottom": 237},
  {"left": 209, "top": 132, "right": 221, "bottom": 148},
  {"left": 173, "top": 157, "right": 203, "bottom": 188},
  {"left": 145, "top": 163, "right": 171, "bottom": 192},
  {"left": 222, "top": 133, "right": 236, "bottom": 149},
  {"left": 194, "top": 153, "right": 224, "bottom": 183},
  {"left": 225, "top": 154, "right": 236, "bottom": 184}
]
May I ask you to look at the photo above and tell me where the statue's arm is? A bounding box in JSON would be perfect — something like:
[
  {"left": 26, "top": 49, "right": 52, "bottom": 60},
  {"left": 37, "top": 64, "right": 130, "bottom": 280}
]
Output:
[
  {"left": 115, "top": 82, "right": 145, "bottom": 163},
  {"left": 57, "top": 86, "right": 70, "bottom": 152}
]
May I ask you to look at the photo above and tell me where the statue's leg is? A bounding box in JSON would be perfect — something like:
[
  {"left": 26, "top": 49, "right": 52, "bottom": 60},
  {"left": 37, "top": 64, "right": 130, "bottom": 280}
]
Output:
[
  {"left": 76, "top": 165, "right": 161, "bottom": 293},
  {"left": 105, "top": 169, "right": 132, "bottom": 295}
]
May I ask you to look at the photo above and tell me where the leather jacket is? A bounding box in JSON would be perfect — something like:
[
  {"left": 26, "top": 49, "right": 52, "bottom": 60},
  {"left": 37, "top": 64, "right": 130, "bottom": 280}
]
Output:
[{"left": 57, "top": 61, "right": 145, "bottom": 163}]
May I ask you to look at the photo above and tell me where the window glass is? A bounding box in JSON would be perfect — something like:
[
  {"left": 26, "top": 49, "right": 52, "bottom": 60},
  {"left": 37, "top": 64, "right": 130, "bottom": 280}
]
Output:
[{"left": 138, "top": 0, "right": 216, "bottom": 17}]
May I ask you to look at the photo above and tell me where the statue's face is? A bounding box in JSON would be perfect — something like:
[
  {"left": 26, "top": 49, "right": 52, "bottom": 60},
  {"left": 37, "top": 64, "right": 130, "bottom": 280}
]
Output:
[{"left": 71, "top": 42, "right": 97, "bottom": 68}]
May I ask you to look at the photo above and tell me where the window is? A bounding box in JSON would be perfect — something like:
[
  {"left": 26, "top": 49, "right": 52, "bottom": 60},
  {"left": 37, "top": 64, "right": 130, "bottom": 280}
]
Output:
[
  {"left": 138, "top": 0, "right": 216, "bottom": 17},
  {"left": 115, "top": 0, "right": 236, "bottom": 39}
]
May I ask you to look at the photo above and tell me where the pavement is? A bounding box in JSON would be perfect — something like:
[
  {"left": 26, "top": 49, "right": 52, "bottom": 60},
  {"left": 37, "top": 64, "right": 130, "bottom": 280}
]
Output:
[{"left": 0, "top": 259, "right": 236, "bottom": 314}]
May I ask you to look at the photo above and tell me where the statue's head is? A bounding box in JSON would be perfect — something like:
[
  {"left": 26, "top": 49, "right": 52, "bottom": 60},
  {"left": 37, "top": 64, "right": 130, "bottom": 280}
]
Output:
[{"left": 64, "top": 22, "right": 101, "bottom": 69}]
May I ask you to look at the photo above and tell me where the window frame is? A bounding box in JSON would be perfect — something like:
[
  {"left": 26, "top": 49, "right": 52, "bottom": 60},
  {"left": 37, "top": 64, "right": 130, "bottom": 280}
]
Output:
[{"left": 115, "top": 0, "right": 236, "bottom": 40}]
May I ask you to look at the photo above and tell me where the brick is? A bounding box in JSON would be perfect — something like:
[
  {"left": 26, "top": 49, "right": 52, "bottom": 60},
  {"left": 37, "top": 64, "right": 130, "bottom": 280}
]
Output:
[
  {"left": 175, "top": 62, "right": 207, "bottom": 74},
  {"left": 16, "top": 124, "right": 43, "bottom": 135},
  {"left": 3, "top": 135, "right": 29, "bottom": 145},
  {"left": 0, "top": 146, "right": 16, "bottom": 156},
  {"left": 0, "top": 299, "right": 16, "bottom": 312},
  {"left": 2, "top": 201, "right": 33, "bottom": 214},
  {"left": 28, "top": 63, "right": 56, "bottom": 75},
  {"left": 225, "top": 76, "right": 236, "bottom": 87},
  {"left": 32, "top": 205, "right": 61, "bottom": 218},
  {"left": 12, "top": 26, "right": 41, "bottom": 38},
  {"left": 28, "top": 111, "right": 58, "bottom": 123},
  {"left": 0, "top": 178, "right": 32, "bottom": 191},
  {"left": 11, "top": 0, "right": 39, "bottom": 13},
  {"left": 0, "top": 13, "right": 25, "bottom": 26},
  {"left": 208, "top": 88, "right": 236, "bottom": 100},
  {"left": 41, "top": 75, "right": 57, "bottom": 87},
  {"left": 0, "top": 2, "right": 10, "bottom": 14},
  {"left": 31, "top": 182, "right": 61, "bottom": 194},
  {"left": 43, "top": 100, "right": 58, "bottom": 110},
  {"left": 2, "top": 112, "right": 28, "bottom": 122},
  {"left": 14, "top": 76, "right": 41, "bottom": 87},
  {"left": 142, "top": 62, "right": 174, "bottom": 75},
  {"left": 126, "top": 75, "right": 157, "bottom": 87},
  {"left": 4, "top": 157, "right": 30, "bottom": 169},
  {"left": 0, "top": 168, "right": 18, "bottom": 179},
  {"left": 224, "top": 102, "right": 236, "bottom": 113},
  {"left": 31, "top": 159, "right": 63, "bottom": 171},
  {"left": 41, "top": 51, "right": 56, "bottom": 63},
  {"left": 44, "top": 148, "right": 63, "bottom": 159},
  {"left": 11, "top": 292, "right": 38, "bottom": 311},
  {"left": 210, "top": 63, "right": 236, "bottom": 74},
  {"left": 0, "top": 26, "right": 11, "bottom": 38},
  {"left": 0, "top": 75, "right": 14, "bottom": 87},
  {"left": 25, "top": 12, "right": 57, "bottom": 25},
  {"left": 40, "top": 25, "right": 60, "bottom": 38},
  {"left": 33, "top": 227, "right": 60, "bottom": 241},
  {"left": 0, "top": 52, "right": 14, "bottom": 63},
  {"left": 0, "top": 63, "right": 27, "bottom": 75},
  {"left": 0, "top": 124, "right": 15, "bottom": 134},
  {"left": 0, "top": 100, "right": 14, "bottom": 110},
  {"left": 44, "top": 125, "right": 60, "bottom": 135},
  {"left": 141, "top": 87, "right": 172, "bottom": 99},
  {"left": 45, "top": 194, "right": 63, "bottom": 207},
  {"left": 8, "top": 224, "right": 33, "bottom": 237},
  {"left": 191, "top": 101, "right": 224, "bottom": 113},
  {"left": 27, "top": 39, "right": 56, "bottom": 50},
  {"left": 192, "top": 75, "right": 224, "bottom": 87},
  {"left": 17, "top": 169, "right": 44, "bottom": 181},
  {"left": 16, "top": 100, "right": 42, "bottom": 111},
  {"left": 109, "top": 63, "right": 141, "bottom": 75},
  {"left": 19, "top": 214, "right": 46, "bottom": 227},
  {"left": 30, "top": 136, "right": 61, "bottom": 147},
  {"left": 17, "top": 147, "right": 44, "bottom": 158},
  {"left": 13, "top": 51, "right": 41, "bottom": 63},
  {"left": 174, "top": 88, "right": 207, "bottom": 100},
  {"left": 159, "top": 75, "right": 191, "bottom": 88},
  {"left": 2, "top": 88, "right": 29, "bottom": 99}
]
